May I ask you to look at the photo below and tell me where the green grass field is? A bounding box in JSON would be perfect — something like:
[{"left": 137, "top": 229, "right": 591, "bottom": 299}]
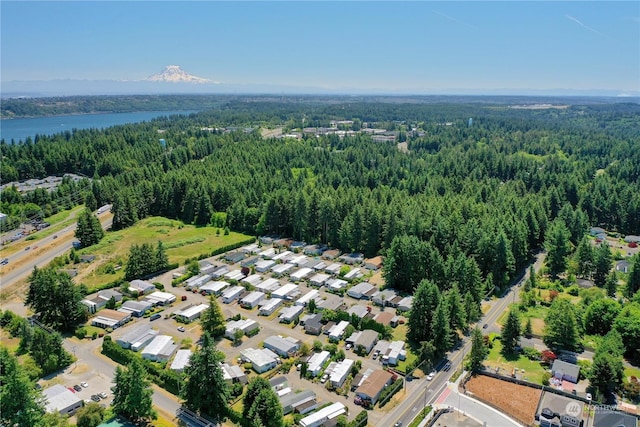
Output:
[
  {"left": 485, "top": 338, "right": 548, "bottom": 384},
  {"left": 77, "top": 216, "right": 253, "bottom": 288}
]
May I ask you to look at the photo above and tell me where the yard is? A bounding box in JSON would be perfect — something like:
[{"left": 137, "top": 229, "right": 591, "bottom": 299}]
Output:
[
  {"left": 75, "top": 216, "right": 252, "bottom": 288},
  {"left": 484, "top": 336, "right": 549, "bottom": 385},
  {"left": 465, "top": 374, "right": 542, "bottom": 426}
]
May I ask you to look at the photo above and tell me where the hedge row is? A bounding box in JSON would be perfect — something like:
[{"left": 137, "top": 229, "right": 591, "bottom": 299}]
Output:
[
  {"left": 378, "top": 378, "right": 404, "bottom": 408},
  {"left": 348, "top": 410, "right": 368, "bottom": 427}
]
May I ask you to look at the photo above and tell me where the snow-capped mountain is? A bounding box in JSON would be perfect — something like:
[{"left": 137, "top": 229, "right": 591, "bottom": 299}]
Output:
[{"left": 145, "top": 65, "right": 212, "bottom": 83}]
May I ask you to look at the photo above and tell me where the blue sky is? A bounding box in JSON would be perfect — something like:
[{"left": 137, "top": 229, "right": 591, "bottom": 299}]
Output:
[{"left": 2, "top": 1, "right": 639, "bottom": 94}]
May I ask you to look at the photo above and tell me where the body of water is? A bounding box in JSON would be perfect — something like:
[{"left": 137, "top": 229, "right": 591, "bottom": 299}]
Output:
[{"left": 0, "top": 110, "right": 197, "bottom": 143}]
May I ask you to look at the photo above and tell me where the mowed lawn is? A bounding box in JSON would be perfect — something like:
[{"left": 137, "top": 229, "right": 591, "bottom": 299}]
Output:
[
  {"left": 77, "top": 216, "right": 252, "bottom": 288},
  {"left": 485, "top": 337, "right": 548, "bottom": 385}
]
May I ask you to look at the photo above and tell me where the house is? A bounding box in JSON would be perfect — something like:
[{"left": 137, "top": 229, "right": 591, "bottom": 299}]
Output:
[
  {"left": 225, "top": 251, "right": 245, "bottom": 264},
  {"left": 221, "top": 363, "right": 248, "bottom": 384},
  {"left": 81, "top": 296, "right": 108, "bottom": 314},
  {"left": 221, "top": 285, "right": 245, "bottom": 303},
  {"left": 290, "top": 267, "right": 313, "bottom": 282},
  {"left": 141, "top": 335, "right": 177, "bottom": 362},
  {"left": 317, "top": 295, "right": 344, "bottom": 311},
  {"left": 347, "top": 305, "right": 369, "bottom": 319},
  {"left": 616, "top": 260, "right": 630, "bottom": 273},
  {"left": 355, "top": 370, "right": 394, "bottom": 404},
  {"left": 289, "top": 255, "right": 310, "bottom": 267},
  {"left": 329, "top": 359, "right": 355, "bottom": 388},
  {"left": 374, "top": 311, "right": 395, "bottom": 326},
  {"left": 309, "top": 260, "right": 327, "bottom": 271},
  {"left": 259, "top": 298, "right": 284, "bottom": 316},
  {"left": 589, "top": 227, "right": 606, "bottom": 236},
  {"left": 296, "top": 289, "right": 320, "bottom": 306},
  {"left": 98, "top": 289, "right": 123, "bottom": 303},
  {"left": 325, "top": 263, "right": 342, "bottom": 275},
  {"left": 255, "top": 259, "right": 276, "bottom": 273},
  {"left": 174, "top": 303, "right": 209, "bottom": 323},
  {"left": 624, "top": 235, "right": 640, "bottom": 243},
  {"left": 200, "top": 281, "right": 228, "bottom": 295},
  {"left": 116, "top": 324, "right": 158, "bottom": 350},
  {"left": 240, "top": 291, "right": 266, "bottom": 309},
  {"left": 304, "top": 245, "right": 326, "bottom": 256},
  {"left": 92, "top": 309, "right": 131, "bottom": 329},
  {"left": 347, "top": 282, "right": 375, "bottom": 299},
  {"left": 339, "top": 253, "right": 364, "bottom": 265},
  {"left": 299, "top": 402, "right": 346, "bottom": 427},
  {"left": 279, "top": 305, "right": 304, "bottom": 323},
  {"left": 210, "top": 265, "right": 229, "bottom": 279},
  {"left": 240, "top": 348, "right": 279, "bottom": 373},
  {"left": 552, "top": 360, "right": 580, "bottom": 383},
  {"left": 372, "top": 289, "right": 397, "bottom": 306},
  {"left": 304, "top": 314, "right": 324, "bottom": 335},
  {"left": 185, "top": 274, "right": 211, "bottom": 290},
  {"left": 307, "top": 350, "right": 331, "bottom": 376},
  {"left": 42, "top": 384, "right": 83, "bottom": 416},
  {"left": 270, "top": 376, "right": 289, "bottom": 391},
  {"left": 280, "top": 389, "right": 317, "bottom": 415},
  {"left": 322, "top": 249, "right": 341, "bottom": 260},
  {"left": 309, "top": 273, "right": 331, "bottom": 287},
  {"left": 256, "top": 278, "right": 281, "bottom": 293},
  {"left": 347, "top": 329, "right": 379, "bottom": 355},
  {"left": 328, "top": 320, "right": 350, "bottom": 342},
  {"left": 343, "top": 268, "right": 363, "bottom": 281},
  {"left": 118, "top": 300, "right": 153, "bottom": 317},
  {"left": 397, "top": 296, "right": 413, "bottom": 312},
  {"left": 364, "top": 256, "right": 384, "bottom": 271},
  {"left": 272, "top": 263, "right": 295, "bottom": 277},
  {"left": 289, "top": 241, "right": 306, "bottom": 252},
  {"left": 263, "top": 335, "right": 301, "bottom": 357},
  {"left": 241, "top": 274, "right": 263, "bottom": 287},
  {"left": 225, "top": 319, "right": 259, "bottom": 339},
  {"left": 258, "top": 247, "right": 276, "bottom": 259},
  {"left": 271, "top": 283, "right": 299, "bottom": 299},
  {"left": 224, "top": 269, "right": 246, "bottom": 281},
  {"left": 593, "top": 411, "right": 638, "bottom": 427},
  {"left": 241, "top": 256, "right": 260, "bottom": 268},
  {"left": 325, "top": 278, "right": 348, "bottom": 292},
  {"left": 129, "top": 279, "right": 155, "bottom": 295},
  {"left": 241, "top": 243, "right": 261, "bottom": 254},
  {"left": 143, "top": 291, "right": 176, "bottom": 306},
  {"left": 273, "top": 250, "right": 294, "bottom": 262},
  {"left": 170, "top": 349, "right": 192, "bottom": 372},
  {"left": 375, "top": 340, "right": 406, "bottom": 366},
  {"left": 274, "top": 238, "right": 293, "bottom": 249}
]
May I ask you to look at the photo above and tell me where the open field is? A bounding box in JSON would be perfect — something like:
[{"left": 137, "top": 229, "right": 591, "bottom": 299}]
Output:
[
  {"left": 75, "top": 216, "right": 252, "bottom": 288},
  {"left": 465, "top": 374, "right": 541, "bottom": 426},
  {"left": 485, "top": 338, "right": 548, "bottom": 384}
]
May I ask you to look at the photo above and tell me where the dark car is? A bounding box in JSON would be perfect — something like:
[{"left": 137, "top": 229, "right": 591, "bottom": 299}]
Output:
[
  {"left": 482, "top": 323, "right": 488, "bottom": 329},
  {"left": 91, "top": 395, "right": 101, "bottom": 402},
  {"left": 73, "top": 384, "right": 82, "bottom": 392}
]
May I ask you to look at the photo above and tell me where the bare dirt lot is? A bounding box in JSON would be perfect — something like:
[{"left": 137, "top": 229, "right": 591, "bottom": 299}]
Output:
[{"left": 465, "top": 374, "right": 541, "bottom": 426}]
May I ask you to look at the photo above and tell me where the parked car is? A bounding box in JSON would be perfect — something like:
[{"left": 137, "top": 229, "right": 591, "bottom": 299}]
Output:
[
  {"left": 149, "top": 313, "right": 161, "bottom": 321},
  {"left": 98, "top": 392, "right": 107, "bottom": 399},
  {"left": 25, "top": 246, "right": 31, "bottom": 251},
  {"left": 91, "top": 395, "right": 101, "bottom": 402},
  {"left": 443, "top": 362, "right": 452, "bottom": 372},
  {"left": 320, "top": 374, "right": 329, "bottom": 384},
  {"left": 73, "top": 384, "right": 82, "bottom": 392},
  {"left": 345, "top": 343, "right": 353, "bottom": 350},
  {"left": 181, "top": 295, "right": 187, "bottom": 301},
  {"left": 0, "top": 258, "right": 8, "bottom": 265},
  {"left": 177, "top": 326, "right": 185, "bottom": 332},
  {"left": 482, "top": 323, "right": 488, "bottom": 329},
  {"left": 53, "top": 235, "right": 58, "bottom": 239},
  {"left": 80, "top": 381, "right": 88, "bottom": 388},
  {"left": 68, "top": 387, "right": 76, "bottom": 393}
]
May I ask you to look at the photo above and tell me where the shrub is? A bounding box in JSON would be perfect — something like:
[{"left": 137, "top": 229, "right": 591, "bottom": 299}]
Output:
[
  {"left": 75, "top": 328, "right": 87, "bottom": 339},
  {"left": 522, "top": 347, "right": 541, "bottom": 360},
  {"left": 542, "top": 372, "right": 552, "bottom": 386}
]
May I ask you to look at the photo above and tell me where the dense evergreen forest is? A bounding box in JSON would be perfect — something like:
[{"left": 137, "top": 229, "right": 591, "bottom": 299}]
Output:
[{"left": 2, "top": 97, "right": 639, "bottom": 297}]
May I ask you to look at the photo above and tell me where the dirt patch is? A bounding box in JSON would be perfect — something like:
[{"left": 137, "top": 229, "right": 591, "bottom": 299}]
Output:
[{"left": 465, "top": 374, "right": 541, "bottom": 426}]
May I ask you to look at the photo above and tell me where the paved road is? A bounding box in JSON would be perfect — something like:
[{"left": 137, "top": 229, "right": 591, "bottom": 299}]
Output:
[
  {"left": 383, "top": 252, "right": 547, "bottom": 427},
  {"left": 0, "top": 212, "right": 112, "bottom": 291}
]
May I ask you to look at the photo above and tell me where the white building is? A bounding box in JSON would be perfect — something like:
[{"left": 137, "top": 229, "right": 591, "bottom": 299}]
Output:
[
  {"left": 325, "top": 263, "right": 342, "bottom": 275},
  {"left": 185, "top": 274, "right": 211, "bottom": 290},
  {"left": 129, "top": 279, "right": 155, "bottom": 295},
  {"left": 221, "top": 363, "right": 248, "bottom": 384},
  {"left": 241, "top": 274, "right": 263, "bottom": 287},
  {"left": 272, "top": 263, "right": 295, "bottom": 277},
  {"left": 272, "top": 250, "right": 293, "bottom": 262},
  {"left": 240, "top": 348, "right": 279, "bottom": 373},
  {"left": 329, "top": 359, "right": 354, "bottom": 388},
  {"left": 116, "top": 324, "right": 158, "bottom": 350},
  {"left": 347, "top": 282, "right": 375, "bottom": 299},
  {"left": 240, "top": 291, "right": 266, "bottom": 309},
  {"left": 170, "top": 349, "right": 192, "bottom": 372},
  {"left": 397, "top": 296, "right": 413, "bottom": 312},
  {"left": 290, "top": 267, "right": 313, "bottom": 282},
  {"left": 309, "top": 273, "right": 331, "bottom": 287},
  {"left": 326, "top": 278, "right": 348, "bottom": 292},
  {"left": 329, "top": 320, "right": 350, "bottom": 342},
  {"left": 255, "top": 259, "right": 276, "bottom": 273},
  {"left": 279, "top": 305, "right": 304, "bottom": 323},
  {"left": 295, "top": 289, "right": 320, "bottom": 306},
  {"left": 225, "top": 319, "right": 259, "bottom": 339},
  {"left": 256, "top": 278, "right": 281, "bottom": 293},
  {"left": 271, "top": 283, "right": 299, "bottom": 299},
  {"left": 224, "top": 269, "right": 246, "bottom": 281},
  {"left": 118, "top": 300, "right": 153, "bottom": 317},
  {"left": 174, "top": 303, "right": 209, "bottom": 323},
  {"left": 200, "top": 281, "right": 228, "bottom": 295},
  {"left": 344, "top": 268, "right": 363, "bottom": 281},
  {"left": 241, "top": 243, "right": 260, "bottom": 254},
  {"left": 143, "top": 291, "right": 176, "bottom": 306},
  {"left": 222, "top": 285, "right": 245, "bottom": 303},
  {"left": 259, "top": 298, "right": 283, "bottom": 316},
  {"left": 289, "top": 255, "right": 309, "bottom": 266},
  {"left": 263, "top": 335, "right": 300, "bottom": 357},
  {"left": 141, "top": 335, "right": 177, "bottom": 362},
  {"left": 42, "top": 384, "right": 83, "bottom": 416},
  {"left": 299, "top": 402, "right": 346, "bottom": 427},
  {"left": 377, "top": 340, "right": 406, "bottom": 366},
  {"left": 258, "top": 247, "right": 276, "bottom": 259},
  {"left": 307, "top": 350, "right": 330, "bottom": 377}
]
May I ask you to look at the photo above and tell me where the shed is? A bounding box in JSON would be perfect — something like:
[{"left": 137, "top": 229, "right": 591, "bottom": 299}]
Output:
[
  {"left": 42, "top": 384, "right": 83, "bottom": 416},
  {"left": 552, "top": 360, "right": 580, "bottom": 383},
  {"left": 263, "top": 335, "right": 301, "bottom": 357}
]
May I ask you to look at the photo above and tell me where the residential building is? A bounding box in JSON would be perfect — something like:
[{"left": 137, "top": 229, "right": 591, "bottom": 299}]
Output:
[
  {"left": 307, "top": 350, "right": 330, "bottom": 376},
  {"left": 81, "top": 296, "right": 108, "bottom": 314},
  {"left": 241, "top": 256, "right": 259, "bottom": 268},
  {"left": 174, "top": 303, "right": 209, "bottom": 323},
  {"left": 552, "top": 360, "right": 581, "bottom": 384},
  {"left": 304, "top": 313, "right": 324, "bottom": 335},
  {"left": 299, "top": 402, "right": 346, "bottom": 427},
  {"left": 91, "top": 309, "right": 131, "bottom": 329},
  {"left": 325, "top": 278, "right": 348, "bottom": 292},
  {"left": 616, "top": 260, "right": 630, "bottom": 273},
  {"left": 317, "top": 294, "right": 344, "bottom": 311},
  {"left": 372, "top": 289, "right": 397, "bottom": 306},
  {"left": 289, "top": 255, "right": 309, "bottom": 267},
  {"left": 363, "top": 256, "right": 384, "bottom": 270},
  {"left": 290, "top": 267, "right": 313, "bottom": 282},
  {"left": 263, "top": 335, "right": 301, "bottom": 357},
  {"left": 304, "top": 245, "right": 326, "bottom": 256},
  {"left": 355, "top": 370, "right": 394, "bottom": 404},
  {"left": 141, "top": 335, "right": 177, "bottom": 362},
  {"left": 339, "top": 253, "right": 364, "bottom": 265},
  {"left": 310, "top": 260, "right": 327, "bottom": 271},
  {"left": 116, "top": 324, "right": 158, "bottom": 350},
  {"left": 593, "top": 411, "right": 638, "bottom": 427},
  {"left": 330, "top": 359, "right": 354, "bottom": 388},
  {"left": 225, "top": 319, "right": 259, "bottom": 339},
  {"left": 397, "top": 296, "right": 413, "bottom": 312},
  {"left": 241, "top": 274, "right": 263, "bottom": 287},
  {"left": 347, "top": 282, "right": 375, "bottom": 299},
  {"left": 329, "top": 320, "right": 350, "bottom": 342},
  {"left": 241, "top": 243, "right": 260, "bottom": 254},
  {"left": 221, "top": 285, "right": 245, "bottom": 303},
  {"left": 185, "top": 274, "right": 211, "bottom": 290},
  {"left": 380, "top": 341, "right": 406, "bottom": 366},
  {"left": 224, "top": 269, "right": 246, "bottom": 281},
  {"left": 240, "top": 348, "right": 279, "bottom": 373},
  {"left": 259, "top": 247, "right": 276, "bottom": 259},
  {"left": 128, "top": 279, "right": 155, "bottom": 295},
  {"left": 255, "top": 259, "right": 276, "bottom": 273},
  {"left": 221, "top": 363, "right": 248, "bottom": 384},
  {"left": 347, "top": 329, "right": 379, "bottom": 354},
  {"left": 322, "top": 249, "right": 341, "bottom": 260},
  {"left": 200, "top": 281, "right": 228, "bottom": 295},
  {"left": 325, "top": 263, "right": 342, "bottom": 275},
  {"left": 225, "top": 251, "right": 245, "bottom": 264},
  {"left": 170, "top": 349, "right": 192, "bottom": 372},
  {"left": 256, "top": 278, "right": 281, "bottom": 293},
  {"left": 42, "top": 384, "right": 83, "bottom": 416},
  {"left": 259, "top": 298, "right": 283, "bottom": 316},
  {"left": 280, "top": 390, "right": 317, "bottom": 415},
  {"left": 374, "top": 311, "right": 395, "bottom": 326},
  {"left": 98, "top": 289, "right": 123, "bottom": 303},
  {"left": 118, "top": 300, "right": 153, "bottom": 317},
  {"left": 279, "top": 305, "right": 304, "bottom": 323},
  {"left": 143, "top": 291, "right": 176, "bottom": 306},
  {"left": 343, "top": 268, "right": 363, "bottom": 281},
  {"left": 309, "top": 273, "right": 331, "bottom": 287},
  {"left": 240, "top": 291, "right": 266, "bottom": 309},
  {"left": 272, "top": 250, "right": 293, "bottom": 262},
  {"left": 271, "top": 283, "right": 299, "bottom": 299},
  {"left": 347, "top": 305, "right": 369, "bottom": 319},
  {"left": 210, "top": 265, "right": 229, "bottom": 279},
  {"left": 272, "top": 263, "right": 294, "bottom": 277},
  {"left": 295, "top": 289, "right": 320, "bottom": 306}
]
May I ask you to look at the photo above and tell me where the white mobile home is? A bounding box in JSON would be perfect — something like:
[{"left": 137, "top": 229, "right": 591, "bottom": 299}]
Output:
[
  {"left": 290, "top": 267, "right": 313, "bottom": 282},
  {"left": 240, "top": 291, "right": 266, "bottom": 309},
  {"left": 272, "top": 263, "right": 294, "bottom": 277},
  {"left": 200, "top": 281, "right": 229, "bottom": 295},
  {"left": 271, "top": 283, "right": 299, "bottom": 299},
  {"left": 225, "top": 319, "right": 259, "bottom": 339},
  {"left": 116, "top": 324, "right": 158, "bottom": 350},
  {"left": 279, "top": 305, "right": 304, "bottom": 323},
  {"left": 185, "top": 274, "right": 211, "bottom": 290},
  {"left": 330, "top": 359, "right": 355, "bottom": 388},
  {"left": 170, "top": 349, "right": 192, "bottom": 372},
  {"left": 118, "top": 300, "right": 153, "bottom": 317},
  {"left": 326, "top": 278, "right": 348, "bottom": 292},
  {"left": 325, "top": 263, "right": 342, "bottom": 275},
  {"left": 295, "top": 289, "right": 320, "bottom": 306},
  {"left": 343, "top": 268, "right": 363, "bottom": 281},
  {"left": 289, "top": 255, "right": 309, "bottom": 266},
  {"left": 309, "top": 273, "right": 330, "bottom": 287},
  {"left": 143, "top": 291, "right": 176, "bottom": 306},
  {"left": 307, "top": 350, "right": 330, "bottom": 377},
  {"left": 259, "top": 298, "right": 283, "bottom": 316},
  {"left": 255, "top": 259, "right": 276, "bottom": 273},
  {"left": 347, "top": 282, "right": 375, "bottom": 299},
  {"left": 240, "top": 348, "right": 278, "bottom": 373},
  {"left": 222, "top": 285, "right": 245, "bottom": 304},
  {"left": 329, "top": 320, "right": 350, "bottom": 342},
  {"left": 141, "top": 335, "right": 177, "bottom": 362},
  {"left": 299, "top": 402, "right": 346, "bottom": 427},
  {"left": 256, "top": 278, "right": 281, "bottom": 293},
  {"left": 174, "top": 304, "right": 209, "bottom": 323},
  {"left": 241, "top": 274, "right": 263, "bottom": 287},
  {"left": 263, "top": 335, "right": 300, "bottom": 357},
  {"left": 224, "top": 269, "right": 246, "bottom": 281},
  {"left": 210, "top": 265, "right": 229, "bottom": 279},
  {"left": 128, "top": 279, "right": 155, "bottom": 295},
  {"left": 397, "top": 296, "right": 413, "bottom": 312},
  {"left": 258, "top": 247, "right": 276, "bottom": 259},
  {"left": 42, "top": 384, "right": 83, "bottom": 416},
  {"left": 272, "top": 250, "right": 293, "bottom": 262}
]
